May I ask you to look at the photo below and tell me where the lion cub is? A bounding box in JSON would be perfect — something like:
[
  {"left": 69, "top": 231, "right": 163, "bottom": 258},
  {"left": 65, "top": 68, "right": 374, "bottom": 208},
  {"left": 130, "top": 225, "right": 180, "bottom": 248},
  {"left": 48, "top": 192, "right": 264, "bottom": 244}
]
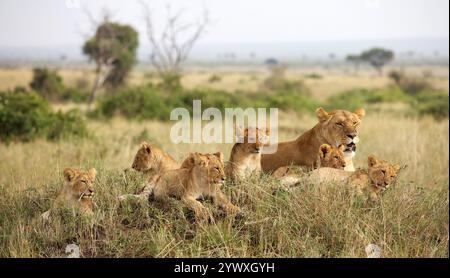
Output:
[
  {"left": 225, "top": 126, "right": 270, "bottom": 182},
  {"left": 307, "top": 155, "right": 401, "bottom": 200},
  {"left": 152, "top": 152, "right": 240, "bottom": 221},
  {"left": 42, "top": 168, "right": 97, "bottom": 220},
  {"left": 119, "top": 141, "right": 179, "bottom": 201},
  {"left": 273, "top": 144, "right": 346, "bottom": 186}
]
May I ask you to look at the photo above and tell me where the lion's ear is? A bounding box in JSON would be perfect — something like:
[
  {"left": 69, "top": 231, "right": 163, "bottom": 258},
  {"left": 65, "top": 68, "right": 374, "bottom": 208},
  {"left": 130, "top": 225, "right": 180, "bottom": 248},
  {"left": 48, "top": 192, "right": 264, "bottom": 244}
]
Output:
[
  {"left": 140, "top": 141, "right": 152, "bottom": 154},
  {"left": 214, "top": 151, "right": 224, "bottom": 163},
  {"left": 319, "top": 144, "right": 332, "bottom": 159},
  {"left": 393, "top": 164, "right": 401, "bottom": 173},
  {"left": 353, "top": 108, "right": 365, "bottom": 119},
  {"left": 368, "top": 155, "right": 379, "bottom": 168},
  {"left": 88, "top": 168, "right": 97, "bottom": 180},
  {"left": 316, "top": 107, "right": 330, "bottom": 122},
  {"left": 181, "top": 153, "right": 196, "bottom": 168},
  {"left": 63, "top": 168, "right": 76, "bottom": 182}
]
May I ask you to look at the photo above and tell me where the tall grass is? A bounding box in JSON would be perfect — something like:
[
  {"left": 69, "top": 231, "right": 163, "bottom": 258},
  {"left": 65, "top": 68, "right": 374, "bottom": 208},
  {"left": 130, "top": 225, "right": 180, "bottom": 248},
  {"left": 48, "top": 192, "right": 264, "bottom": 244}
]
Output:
[{"left": 0, "top": 113, "right": 448, "bottom": 257}]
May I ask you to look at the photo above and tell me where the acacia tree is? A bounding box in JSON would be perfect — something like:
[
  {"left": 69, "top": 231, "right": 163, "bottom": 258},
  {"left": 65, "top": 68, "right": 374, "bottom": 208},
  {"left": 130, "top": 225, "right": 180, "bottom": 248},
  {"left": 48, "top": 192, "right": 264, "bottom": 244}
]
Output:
[
  {"left": 141, "top": 1, "right": 209, "bottom": 91},
  {"left": 360, "top": 48, "right": 394, "bottom": 76},
  {"left": 83, "top": 14, "right": 138, "bottom": 109}
]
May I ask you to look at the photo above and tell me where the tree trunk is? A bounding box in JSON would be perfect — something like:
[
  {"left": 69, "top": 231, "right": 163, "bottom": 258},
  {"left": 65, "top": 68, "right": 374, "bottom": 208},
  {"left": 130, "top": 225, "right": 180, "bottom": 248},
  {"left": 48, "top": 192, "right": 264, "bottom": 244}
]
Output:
[{"left": 88, "top": 64, "right": 109, "bottom": 111}]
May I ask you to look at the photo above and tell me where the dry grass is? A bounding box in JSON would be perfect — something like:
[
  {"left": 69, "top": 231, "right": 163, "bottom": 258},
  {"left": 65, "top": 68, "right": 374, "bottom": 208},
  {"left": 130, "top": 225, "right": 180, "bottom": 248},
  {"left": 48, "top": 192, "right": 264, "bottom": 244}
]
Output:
[{"left": 0, "top": 111, "right": 448, "bottom": 258}]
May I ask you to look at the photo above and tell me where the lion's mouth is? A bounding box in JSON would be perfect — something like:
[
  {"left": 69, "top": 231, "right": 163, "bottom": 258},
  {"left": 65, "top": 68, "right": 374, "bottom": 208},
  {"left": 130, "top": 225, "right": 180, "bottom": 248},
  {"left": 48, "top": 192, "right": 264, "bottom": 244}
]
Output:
[
  {"left": 80, "top": 192, "right": 94, "bottom": 199},
  {"left": 345, "top": 142, "right": 356, "bottom": 152}
]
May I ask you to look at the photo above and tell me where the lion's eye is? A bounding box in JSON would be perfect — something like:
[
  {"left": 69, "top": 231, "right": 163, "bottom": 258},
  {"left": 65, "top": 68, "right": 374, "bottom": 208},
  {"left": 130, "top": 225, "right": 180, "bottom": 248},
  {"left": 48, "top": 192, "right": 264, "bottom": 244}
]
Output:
[
  {"left": 381, "top": 170, "right": 386, "bottom": 175},
  {"left": 336, "top": 122, "right": 343, "bottom": 126},
  {"left": 334, "top": 156, "right": 339, "bottom": 159},
  {"left": 353, "top": 121, "right": 358, "bottom": 126}
]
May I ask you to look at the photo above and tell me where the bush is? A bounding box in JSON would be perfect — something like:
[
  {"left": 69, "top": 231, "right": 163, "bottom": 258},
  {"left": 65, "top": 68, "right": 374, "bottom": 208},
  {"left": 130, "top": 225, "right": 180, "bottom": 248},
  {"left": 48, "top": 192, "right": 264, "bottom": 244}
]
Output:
[
  {"left": 0, "top": 90, "right": 52, "bottom": 142},
  {"left": 261, "top": 65, "right": 310, "bottom": 93},
  {"left": 47, "top": 110, "right": 88, "bottom": 140},
  {"left": 387, "top": 70, "right": 433, "bottom": 96},
  {"left": 96, "top": 86, "right": 172, "bottom": 120},
  {"left": 265, "top": 90, "right": 320, "bottom": 114},
  {"left": 414, "top": 91, "right": 449, "bottom": 120},
  {"left": 60, "top": 87, "right": 90, "bottom": 103},
  {"left": 94, "top": 85, "right": 319, "bottom": 120},
  {"left": 326, "top": 88, "right": 409, "bottom": 111},
  {"left": 30, "top": 68, "right": 65, "bottom": 101},
  {"left": 399, "top": 78, "right": 432, "bottom": 96},
  {"left": 208, "top": 74, "right": 222, "bottom": 83},
  {"left": 0, "top": 90, "right": 88, "bottom": 143}
]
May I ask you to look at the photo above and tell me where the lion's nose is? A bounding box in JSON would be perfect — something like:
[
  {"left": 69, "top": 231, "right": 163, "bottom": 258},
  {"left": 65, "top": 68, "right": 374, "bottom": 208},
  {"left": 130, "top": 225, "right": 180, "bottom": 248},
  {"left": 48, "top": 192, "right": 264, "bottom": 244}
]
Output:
[
  {"left": 347, "top": 134, "right": 356, "bottom": 139},
  {"left": 221, "top": 177, "right": 226, "bottom": 181},
  {"left": 132, "top": 164, "right": 137, "bottom": 169}
]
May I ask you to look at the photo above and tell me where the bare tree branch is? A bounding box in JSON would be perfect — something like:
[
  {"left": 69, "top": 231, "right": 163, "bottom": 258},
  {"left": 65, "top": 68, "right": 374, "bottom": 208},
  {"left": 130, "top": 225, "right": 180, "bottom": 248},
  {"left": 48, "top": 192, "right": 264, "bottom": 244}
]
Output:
[{"left": 139, "top": 0, "right": 209, "bottom": 82}]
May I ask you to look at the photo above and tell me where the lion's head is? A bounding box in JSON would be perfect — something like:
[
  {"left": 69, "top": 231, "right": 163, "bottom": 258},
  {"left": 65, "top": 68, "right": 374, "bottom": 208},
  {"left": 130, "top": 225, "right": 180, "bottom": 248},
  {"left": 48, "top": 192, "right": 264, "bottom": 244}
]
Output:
[
  {"left": 182, "top": 152, "right": 226, "bottom": 185},
  {"left": 367, "top": 155, "right": 400, "bottom": 191},
  {"left": 235, "top": 126, "right": 270, "bottom": 154},
  {"left": 63, "top": 168, "right": 96, "bottom": 200},
  {"left": 318, "top": 144, "right": 346, "bottom": 169},
  {"left": 131, "top": 141, "right": 157, "bottom": 172},
  {"left": 316, "top": 107, "right": 365, "bottom": 157}
]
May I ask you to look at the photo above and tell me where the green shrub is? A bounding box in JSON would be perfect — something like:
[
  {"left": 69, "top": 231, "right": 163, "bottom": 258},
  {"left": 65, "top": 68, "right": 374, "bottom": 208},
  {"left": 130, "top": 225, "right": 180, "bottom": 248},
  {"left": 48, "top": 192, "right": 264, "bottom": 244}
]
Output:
[
  {"left": 47, "top": 110, "right": 88, "bottom": 140},
  {"left": 399, "top": 79, "right": 432, "bottom": 96},
  {"left": 61, "top": 87, "right": 90, "bottom": 103},
  {"left": 96, "top": 86, "right": 172, "bottom": 120},
  {"left": 265, "top": 90, "right": 320, "bottom": 114},
  {"left": 30, "top": 68, "right": 65, "bottom": 101},
  {"left": 95, "top": 85, "right": 319, "bottom": 120},
  {"left": 0, "top": 90, "right": 88, "bottom": 143},
  {"left": 387, "top": 70, "right": 433, "bottom": 96},
  {"left": 414, "top": 91, "right": 449, "bottom": 120},
  {"left": 0, "top": 90, "right": 52, "bottom": 142},
  {"left": 326, "top": 88, "right": 409, "bottom": 111}
]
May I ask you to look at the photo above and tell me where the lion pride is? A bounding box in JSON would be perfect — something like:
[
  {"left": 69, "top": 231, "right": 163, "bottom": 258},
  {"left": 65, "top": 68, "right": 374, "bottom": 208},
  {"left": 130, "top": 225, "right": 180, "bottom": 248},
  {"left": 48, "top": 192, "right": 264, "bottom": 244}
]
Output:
[{"left": 261, "top": 107, "right": 365, "bottom": 172}]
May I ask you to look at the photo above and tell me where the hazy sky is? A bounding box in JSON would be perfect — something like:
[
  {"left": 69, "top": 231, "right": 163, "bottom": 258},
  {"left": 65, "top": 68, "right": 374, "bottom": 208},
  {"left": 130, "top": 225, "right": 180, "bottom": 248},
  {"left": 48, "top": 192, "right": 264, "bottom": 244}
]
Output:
[{"left": 0, "top": 0, "right": 448, "bottom": 47}]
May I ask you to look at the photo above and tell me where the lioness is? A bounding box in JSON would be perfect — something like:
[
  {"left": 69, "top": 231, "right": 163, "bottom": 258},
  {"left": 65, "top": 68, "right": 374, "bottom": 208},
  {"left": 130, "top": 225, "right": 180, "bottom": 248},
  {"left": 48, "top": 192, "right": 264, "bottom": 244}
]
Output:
[
  {"left": 261, "top": 107, "right": 365, "bottom": 173},
  {"left": 119, "top": 141, "right": 179, "bottom": 201},
  {"left": 306, "top": 155, "right": 401, "bottom": 200},
  {"left": 152, "top": 152, "right": 240, "bottom": 221},
  {"left": 42, "top": 168, "right": 97, "bottom": 220},
  {"left": 225, "top": 126, "right": 270, "bottom": 182}
]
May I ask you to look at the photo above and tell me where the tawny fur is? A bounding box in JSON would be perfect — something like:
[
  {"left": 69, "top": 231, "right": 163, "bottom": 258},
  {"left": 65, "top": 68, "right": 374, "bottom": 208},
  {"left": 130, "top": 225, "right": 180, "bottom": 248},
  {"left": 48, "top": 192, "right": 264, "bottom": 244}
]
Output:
[
  {"left": 119, "top": 141, "right": 179, "bottom": 201},
  {"left": 152, "top": 152, "right": 240, "bottom": 222},
  {"left": 261, "top": 107, "right": 365, "bottom": 173},
  {"left": 225, "top": 127, "right": 269, "bottom": 182},
  {"left": 42, "top": 168, "right": 97, "bottom": 221},
  {"left": 273, "top": 144, "right": 347, "bottom": 186},
  {"left": 305, "top": 155, "right": 401, "bottom": 201}
]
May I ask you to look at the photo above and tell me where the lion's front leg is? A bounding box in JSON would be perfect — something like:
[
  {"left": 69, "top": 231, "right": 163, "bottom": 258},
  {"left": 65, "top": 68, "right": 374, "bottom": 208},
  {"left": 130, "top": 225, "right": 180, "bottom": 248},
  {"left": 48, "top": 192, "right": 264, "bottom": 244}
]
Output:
[
  {"left": 181, "top": 196, "right": 211, "bottom": 222},
  {"left": 212, "top": 191, "right": 240, "bottom": 215}
]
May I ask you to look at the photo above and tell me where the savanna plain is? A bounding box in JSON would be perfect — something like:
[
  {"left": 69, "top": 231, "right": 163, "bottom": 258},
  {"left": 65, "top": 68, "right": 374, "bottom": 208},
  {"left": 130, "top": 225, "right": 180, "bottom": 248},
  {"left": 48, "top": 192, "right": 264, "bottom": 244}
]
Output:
[{"left": 0, "top": 65, "right": 448, "bottom": 257}]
